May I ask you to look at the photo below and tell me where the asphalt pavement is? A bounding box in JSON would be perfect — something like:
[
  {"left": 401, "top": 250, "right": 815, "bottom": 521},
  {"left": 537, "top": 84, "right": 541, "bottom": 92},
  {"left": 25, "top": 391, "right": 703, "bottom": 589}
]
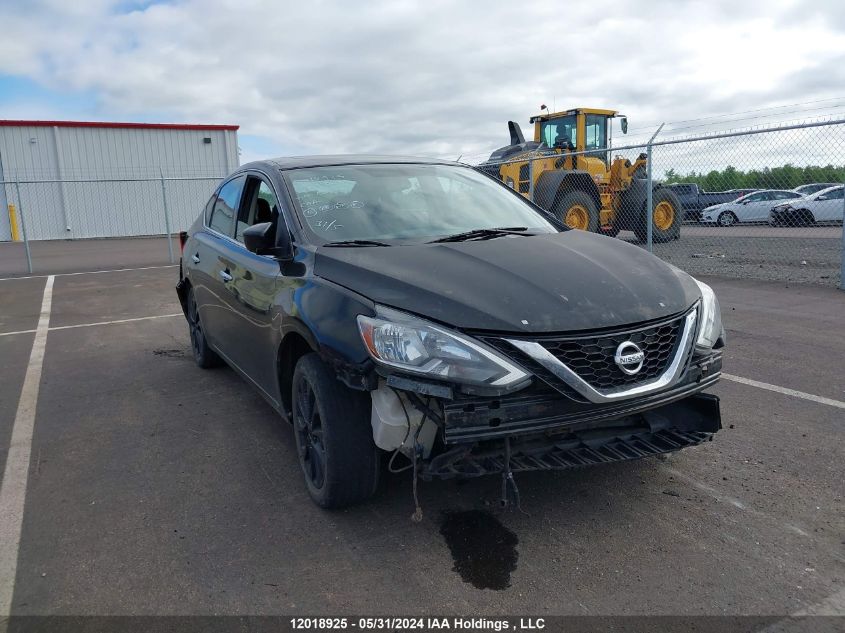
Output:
[{"left": 0, "top": 266, "right": 843, "bottom": 619}]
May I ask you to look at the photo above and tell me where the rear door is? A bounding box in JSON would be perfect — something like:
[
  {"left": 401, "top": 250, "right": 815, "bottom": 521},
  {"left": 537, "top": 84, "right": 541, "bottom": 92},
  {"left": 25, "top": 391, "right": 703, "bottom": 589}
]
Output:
[
  {"left": 192, "top": 175, "right": 246, "bottom": 350},
  {"left": 212, "top": 173, "right": 284, "bottom": 400}
]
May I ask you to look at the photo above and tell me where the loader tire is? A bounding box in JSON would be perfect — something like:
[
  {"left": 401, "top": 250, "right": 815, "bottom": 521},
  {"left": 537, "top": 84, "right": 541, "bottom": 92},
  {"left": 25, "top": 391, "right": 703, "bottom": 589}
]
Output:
[
  {"left": 553, "top": 191, "right": 599, "bottom": 232},
  {"left": 634, "top": 188, "right": 682, "bottom": 243}
]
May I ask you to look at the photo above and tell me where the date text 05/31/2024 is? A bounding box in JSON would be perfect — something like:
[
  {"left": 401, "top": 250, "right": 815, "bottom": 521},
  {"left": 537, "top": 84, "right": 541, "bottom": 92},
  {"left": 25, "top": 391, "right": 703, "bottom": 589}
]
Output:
[{"left": 289, "top": 617, "right": 546, "bottom": 630}]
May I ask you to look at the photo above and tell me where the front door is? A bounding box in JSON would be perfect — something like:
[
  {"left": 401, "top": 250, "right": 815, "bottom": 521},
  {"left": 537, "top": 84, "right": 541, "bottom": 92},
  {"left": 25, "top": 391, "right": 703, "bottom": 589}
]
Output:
[{"left": 813, "top": 187, "right": 843, "bottom": 222}]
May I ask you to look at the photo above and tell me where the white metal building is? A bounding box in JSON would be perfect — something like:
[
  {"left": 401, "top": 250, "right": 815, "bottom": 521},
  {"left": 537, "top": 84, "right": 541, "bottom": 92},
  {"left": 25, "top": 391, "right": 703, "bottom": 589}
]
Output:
[{"left": 0, "top": 120, "right": 239, "bottom": 241}]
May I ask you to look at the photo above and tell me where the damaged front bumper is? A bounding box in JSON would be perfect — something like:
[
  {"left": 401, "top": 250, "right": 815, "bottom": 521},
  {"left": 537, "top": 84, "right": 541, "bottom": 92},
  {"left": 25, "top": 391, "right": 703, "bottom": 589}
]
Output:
[
  {"left": 421, "top": 392, "right": 720, "bottom": 480},
  {"left": 381, "top": 353, "right": 723, "bottom": 481}
]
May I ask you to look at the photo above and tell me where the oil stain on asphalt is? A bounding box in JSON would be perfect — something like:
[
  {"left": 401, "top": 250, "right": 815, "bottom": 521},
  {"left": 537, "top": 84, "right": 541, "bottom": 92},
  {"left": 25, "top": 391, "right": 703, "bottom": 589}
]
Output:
[{"left": 439, "top": 510, "right": 518, "bottom": 590}]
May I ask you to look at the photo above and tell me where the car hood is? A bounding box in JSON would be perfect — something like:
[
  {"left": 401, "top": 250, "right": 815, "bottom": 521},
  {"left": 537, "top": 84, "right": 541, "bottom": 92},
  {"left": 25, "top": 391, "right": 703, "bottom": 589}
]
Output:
[{"left": 314, "top": 231, "right": 701, "bottom": 334}]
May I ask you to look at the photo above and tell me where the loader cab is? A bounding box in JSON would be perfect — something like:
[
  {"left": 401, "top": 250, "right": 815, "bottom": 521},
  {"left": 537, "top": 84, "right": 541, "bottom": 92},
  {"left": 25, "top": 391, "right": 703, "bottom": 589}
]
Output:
[{"left": 531, "top": 108, "right": 618, "bottom": 165}]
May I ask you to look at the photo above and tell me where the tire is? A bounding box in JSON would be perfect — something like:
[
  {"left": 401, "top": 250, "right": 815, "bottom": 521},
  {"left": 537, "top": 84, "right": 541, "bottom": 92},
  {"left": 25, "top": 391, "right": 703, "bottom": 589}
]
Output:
[
  {"left": 553, "top": 190, "right": 599, "bottom": 232},
  {"left": 634, "top": 188, "right": 682, "bottom": 243},
  {"left": 292, "top": 353, "right": 379, "bottom": 509},
  {"left": 717, "top": 211, "right": 738, "bottom": 227},
  {"left": 186, "top": 286, "right": 223, "bottom": 369},
  {"left": 797, "top": 210, "right": 815, "bottom": 227}
]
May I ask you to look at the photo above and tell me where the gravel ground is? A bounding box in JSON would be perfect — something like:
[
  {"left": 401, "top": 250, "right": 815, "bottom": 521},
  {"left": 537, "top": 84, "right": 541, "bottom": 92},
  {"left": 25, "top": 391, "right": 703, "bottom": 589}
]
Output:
[{"left": 619, "top": 232, "right": 842, "bottom": 286}]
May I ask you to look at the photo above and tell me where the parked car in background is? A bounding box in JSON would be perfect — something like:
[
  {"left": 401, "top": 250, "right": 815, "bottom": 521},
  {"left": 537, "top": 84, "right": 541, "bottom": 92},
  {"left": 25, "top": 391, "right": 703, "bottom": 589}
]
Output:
[
  {"left": 176, "top": 155, "right": 725, "bottom": 509},
  {"left": 665, "top": 183, "right": 751, "bottom": 221},
  {"left": 793, "top": 183, "right": 840, "bottom": 196},
  {"left": 700, "top": 190, "right": 803, "bottom": 226},
  {"left": 770, "top": 185, "right": 844, "bottom": 226}
]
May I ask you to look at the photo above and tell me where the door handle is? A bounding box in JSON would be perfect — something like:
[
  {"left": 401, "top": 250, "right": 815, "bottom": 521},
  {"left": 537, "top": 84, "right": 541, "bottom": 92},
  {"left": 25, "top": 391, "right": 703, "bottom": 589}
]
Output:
[
  {"left": 219, "top": 270, "right": 233, "bottom": 283},
  {"left": 191, "top": 253, "right": 200, "bottom": 264}
]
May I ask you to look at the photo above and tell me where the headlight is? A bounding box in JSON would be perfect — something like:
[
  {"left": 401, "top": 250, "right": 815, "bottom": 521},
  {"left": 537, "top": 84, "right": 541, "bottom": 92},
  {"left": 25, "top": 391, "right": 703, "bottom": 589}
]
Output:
[
  {"left": 357, "top": 306, "right": 530, "bottom": 394},
  {"left": 692, "top": 278, "right": 725, "bottom": 351}
]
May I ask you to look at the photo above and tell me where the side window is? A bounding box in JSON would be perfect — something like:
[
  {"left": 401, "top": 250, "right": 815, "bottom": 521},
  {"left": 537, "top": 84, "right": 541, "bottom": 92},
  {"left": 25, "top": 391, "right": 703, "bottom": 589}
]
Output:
[
  {"left": 235, "top": 177, "right": 280, "bottom": 242},
  {"left": 744, "top": 193, "right": 762, "bottom": 202},
  {"left": 209, "top": 175, "right": 246, "bottom": 237},
  {"left": 584, "top": 114, "right": 607, "bottom": 151}
]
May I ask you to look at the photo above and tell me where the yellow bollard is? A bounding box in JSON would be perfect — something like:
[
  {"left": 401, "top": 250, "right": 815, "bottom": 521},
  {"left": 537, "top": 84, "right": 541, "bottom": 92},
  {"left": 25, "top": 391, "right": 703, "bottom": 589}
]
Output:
[{"left": 8, "top": 204, "right": 20, "bottom": 241}]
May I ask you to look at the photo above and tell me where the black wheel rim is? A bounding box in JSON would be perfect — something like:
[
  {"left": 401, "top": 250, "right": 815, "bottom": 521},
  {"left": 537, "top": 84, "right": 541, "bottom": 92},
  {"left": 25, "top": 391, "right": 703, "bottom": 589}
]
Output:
[
  {"left": 187, "top": 294, "right": 204, "bottom": 360},
  {"left": 294, "top": 377, "right": 326, "bottom": 489}
]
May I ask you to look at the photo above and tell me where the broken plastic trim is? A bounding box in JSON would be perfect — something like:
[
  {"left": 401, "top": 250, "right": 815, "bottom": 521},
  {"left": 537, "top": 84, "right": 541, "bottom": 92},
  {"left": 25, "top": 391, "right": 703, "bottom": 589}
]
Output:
[{"left": 421, "top": 427, "right": 716, "bottom": 480}]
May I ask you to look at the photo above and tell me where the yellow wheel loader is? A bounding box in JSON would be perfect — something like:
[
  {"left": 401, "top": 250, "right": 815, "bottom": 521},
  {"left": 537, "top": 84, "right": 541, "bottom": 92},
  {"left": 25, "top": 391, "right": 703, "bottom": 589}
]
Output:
[{"left": 482, "top": 107, "right": 682, "bottom": 242}]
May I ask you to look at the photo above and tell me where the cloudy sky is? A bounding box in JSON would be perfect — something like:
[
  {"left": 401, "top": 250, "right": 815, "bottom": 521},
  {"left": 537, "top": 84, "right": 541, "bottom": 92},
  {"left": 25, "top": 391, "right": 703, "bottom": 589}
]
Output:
[{"left": 0, "top": 0, "right": 843, "bottom": 164}]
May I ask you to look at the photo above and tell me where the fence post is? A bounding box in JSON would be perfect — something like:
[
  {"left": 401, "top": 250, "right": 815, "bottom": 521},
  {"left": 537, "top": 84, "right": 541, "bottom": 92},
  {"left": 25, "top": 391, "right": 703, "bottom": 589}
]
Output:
[
  {"left": 528, "top": 154, "right": 535, "bottom": 203},
  {"left": 645, "top": 123, "right": 664, "bottom": 254},
  {"left": 14, "top": 181, "right": 33, "bottom": 274},
  {"left": 159, "top": 168, "right": 175, "bottom": 264},
  {"left": 840, "top": 179, "right": 845, "bottom": 291}
]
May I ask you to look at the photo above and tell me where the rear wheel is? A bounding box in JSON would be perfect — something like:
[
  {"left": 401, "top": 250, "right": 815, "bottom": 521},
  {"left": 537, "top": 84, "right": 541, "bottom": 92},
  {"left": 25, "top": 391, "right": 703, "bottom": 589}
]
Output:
[
  {"left": 292, "top": 353, "right": 379, "bottom": 509},
  {"left": 187, "top": 286, "right": 223, "bottom": 368},
  {"left": 717, "top": 211, "right": 738, "bottom": 227},
  {"left": 634, "top": 188, "right": 682, "bottom": 243},
  {"left": 553, "top": 191, "right": 599, "bottom": 232}
]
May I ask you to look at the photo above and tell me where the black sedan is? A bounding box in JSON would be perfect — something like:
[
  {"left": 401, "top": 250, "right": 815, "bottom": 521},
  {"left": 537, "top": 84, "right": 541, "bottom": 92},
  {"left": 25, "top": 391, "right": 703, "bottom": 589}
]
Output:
[{"left": 176, "top": 156, "right": 725, "bottom": 509}]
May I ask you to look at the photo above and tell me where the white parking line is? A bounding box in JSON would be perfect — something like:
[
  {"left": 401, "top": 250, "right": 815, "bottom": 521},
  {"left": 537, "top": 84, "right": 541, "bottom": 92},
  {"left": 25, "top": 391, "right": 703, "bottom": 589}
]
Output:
[
  {"left": 50, "top": 313, "right": 183, "bottom": 331},
  {"left": 0, "top": 313, "right": 183, "bottom": 338},
  {"left": 0, "top": 264, "right": 178, "bottom": 282},
  {"left": 0, "top": 275, "right": 54, "bottom": 617},
  {"left": 722, "top": 373, "right": 845, "bottom": 410}
]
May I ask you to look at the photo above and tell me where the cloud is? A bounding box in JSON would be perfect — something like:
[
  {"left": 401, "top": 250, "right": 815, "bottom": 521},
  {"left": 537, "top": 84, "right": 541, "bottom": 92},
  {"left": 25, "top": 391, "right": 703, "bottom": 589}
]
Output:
[{"left": 0, "top": 0, "right": 843, "bottom": 162}]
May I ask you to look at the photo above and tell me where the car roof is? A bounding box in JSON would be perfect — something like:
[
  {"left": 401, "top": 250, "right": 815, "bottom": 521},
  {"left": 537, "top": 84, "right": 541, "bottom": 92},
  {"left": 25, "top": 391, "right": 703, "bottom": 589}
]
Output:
[
  {"left": 810, "top": 185, "right": 843, "bottom": 196},
  {"left": 241, "top": 155, "right": 459, "bottom": 171}
]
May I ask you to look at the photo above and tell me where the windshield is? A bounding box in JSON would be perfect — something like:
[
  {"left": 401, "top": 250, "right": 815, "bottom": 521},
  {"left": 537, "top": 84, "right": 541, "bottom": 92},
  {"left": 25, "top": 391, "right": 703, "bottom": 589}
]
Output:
[
  {"left": 284, "top": 163, "right": 558, "bottom": 243},
  {"left": 540, "top": 115, "right": 577, "bottom": 149}
]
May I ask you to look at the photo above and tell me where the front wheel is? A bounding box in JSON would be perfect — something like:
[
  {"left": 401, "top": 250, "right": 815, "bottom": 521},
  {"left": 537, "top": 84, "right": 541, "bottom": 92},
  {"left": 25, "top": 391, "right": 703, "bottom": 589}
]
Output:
[
  {"left": 717, "top": 211, "right": 738, "bottom": 227},
  {"left": 553, "top": 191, "right": 599, "bottom": 232},
  {"left": 292, "top": 353, "right": 379, "bottom": 509}
]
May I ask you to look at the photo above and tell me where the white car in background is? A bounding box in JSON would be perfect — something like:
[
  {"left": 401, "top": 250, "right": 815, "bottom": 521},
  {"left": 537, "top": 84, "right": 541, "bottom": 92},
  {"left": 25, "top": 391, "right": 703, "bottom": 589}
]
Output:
[
  {"left": 700, "top": 190, "right": 803, "bottom": 226},
  {"left": 793, "top": 183, "right": 839, "bottom": 196},
  {"left": 770, "top": 185, "right": 844, "bottom": 226}
]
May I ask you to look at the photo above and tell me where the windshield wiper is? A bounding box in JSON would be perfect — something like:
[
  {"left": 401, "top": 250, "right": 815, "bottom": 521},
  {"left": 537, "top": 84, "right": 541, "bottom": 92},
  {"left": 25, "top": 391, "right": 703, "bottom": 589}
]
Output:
[
  {"left": 427, "top": 227, "right": 532, "bottom": 244},
  {"left": 322, "top": 239, "right": 392, "bottom": 247}
]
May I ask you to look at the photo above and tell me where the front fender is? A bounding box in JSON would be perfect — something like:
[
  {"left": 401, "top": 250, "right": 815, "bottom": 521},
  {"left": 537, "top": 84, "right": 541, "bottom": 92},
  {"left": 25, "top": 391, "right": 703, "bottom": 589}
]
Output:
[{"left": 285, "top": 275, "right": 377, "bottom": 388}]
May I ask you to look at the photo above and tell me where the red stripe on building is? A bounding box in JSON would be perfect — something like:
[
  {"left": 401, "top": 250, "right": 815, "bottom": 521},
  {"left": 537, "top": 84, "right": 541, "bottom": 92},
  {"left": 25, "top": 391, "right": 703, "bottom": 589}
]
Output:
[{"left": 0, "top": 120, "right": 239, "bottom": 131}]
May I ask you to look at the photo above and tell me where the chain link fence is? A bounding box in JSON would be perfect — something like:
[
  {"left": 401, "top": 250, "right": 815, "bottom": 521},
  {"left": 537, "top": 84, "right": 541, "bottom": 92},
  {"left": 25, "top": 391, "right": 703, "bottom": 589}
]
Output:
[
  {"left": 474, "top": 118, "right": 845, "bottom": 288},
  {"left": 1, "top": 174, "right": 222, "bottom": 275},
  {"left": 2, "top": 119, "right": 844, "bottom": 286}
]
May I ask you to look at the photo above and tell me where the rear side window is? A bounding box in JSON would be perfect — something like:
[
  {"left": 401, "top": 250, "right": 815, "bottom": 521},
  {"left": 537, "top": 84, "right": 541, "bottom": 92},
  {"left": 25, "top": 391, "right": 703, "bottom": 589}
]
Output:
[
  {"left": 203, "top": 193, "right": 217, "bottom": 224},
  {"left": 209, "top": 176, "right": 246, "bottom": 237}
]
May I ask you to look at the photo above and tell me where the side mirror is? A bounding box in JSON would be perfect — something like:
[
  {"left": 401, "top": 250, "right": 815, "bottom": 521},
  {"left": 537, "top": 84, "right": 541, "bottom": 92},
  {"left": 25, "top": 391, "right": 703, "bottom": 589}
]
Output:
[
  {"left": 243, "top": 221, "right": 293, "bottom": 260},
  {"left": 620, "top": 117, "right": 628, "bottom": 134}
]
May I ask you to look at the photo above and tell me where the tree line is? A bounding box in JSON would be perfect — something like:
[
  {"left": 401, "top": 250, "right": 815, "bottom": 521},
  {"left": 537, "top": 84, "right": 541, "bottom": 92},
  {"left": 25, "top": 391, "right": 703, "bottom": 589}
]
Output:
[{"left": 662, "top": 164, "right": 845, "bottom": 191}]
